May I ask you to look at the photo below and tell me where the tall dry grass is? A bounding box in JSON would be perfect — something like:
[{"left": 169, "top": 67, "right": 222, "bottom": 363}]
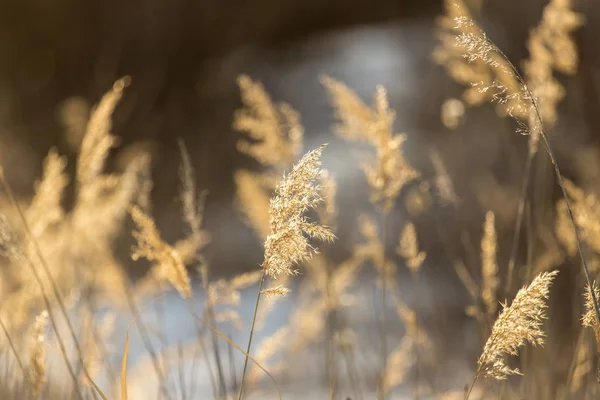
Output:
[{"left": 0, "top": 0, "right": 600, "bottom": 399}]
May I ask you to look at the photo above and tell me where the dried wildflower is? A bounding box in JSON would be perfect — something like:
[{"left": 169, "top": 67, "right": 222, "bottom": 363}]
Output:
[
  {"left": 234, "top": 75, "right": 303, "bottom": 169},
  {"left": 28, "top": 310, "right": 48, "bottom": 398},
  {"left": 477, "top": 270, "right": 558, "bottom": 379},
  {"left": 397, "top": 222, "right": 426, "bottom": 274},
  {"left": 129, "top": 205, "right": 192, "bottom": 298},
  {"left": 262, "top": 145, "right": 335, "bottom": 280},
  {"left": 481, "top": 211, "right": 499, "bottom": 315},
  {"left": 322, "top": 76, "right": 420, "bottom": 213}
]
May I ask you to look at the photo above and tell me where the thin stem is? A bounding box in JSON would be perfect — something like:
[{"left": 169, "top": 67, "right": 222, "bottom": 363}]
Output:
[
  {"left": 511, "top": 54, "right": 600, "bottom": 324},
  {"left": 196, "top": 262, "right": 227, "bottom": 397},
  {"left": 413, "top": 272, "right": 420, "bottom": 400},
  {"left": 186, "top": 295, "right": 219, "bottom": 399},
  {"left": 0, "top": 169, "right": 84, "bottom": 400},
  {"left": 505, "top": 146, "right": 535, "bottom": 297},
  {"left": 228, "top": 333, "right": 238, "bottom": 393},
  {"left": 378, "top": 212, "right": 389, "bottom": 400},
  {"left": 464, "top": 371, "right": 480, "bottom": 400},
  {"left": 237, "top": 269, "right": 266, "bottom": 400},
  {"left": 123, "top": 287, "right": 173, "bottom": 400},
  {"left": 0, "top": 315, "right": 27, "bottom": 386},
  {"left": 323, "top": 249, "right": 337, "bottom": 400},
  {"left": 479, "top": 30, "right": 600, "bottom": 328}
]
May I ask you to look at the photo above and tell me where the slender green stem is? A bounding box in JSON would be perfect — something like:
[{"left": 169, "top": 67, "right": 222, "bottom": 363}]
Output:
[{"left": 237, "top": 269, "right": 266, "bottom": 400}]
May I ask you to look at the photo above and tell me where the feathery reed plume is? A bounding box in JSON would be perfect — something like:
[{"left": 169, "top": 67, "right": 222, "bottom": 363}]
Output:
[
  {"left": 397, "top": 222, "right": 426, "bottom": 274},
  {"left": 434, "top": 0, "right": 583, "bottom": 296},
  {"left": 481, "top": 211, "right": 499, "bottom": 316},
  {"left": 234, "top": 75, "right": 303, "bottom": 170},
  {"left": 321, "top": 76, "right": 419, "bottom": 214},
  {"left": 27, "top": 149, "right": 68, "bottom": 236},
  {"left": 433, "top": 0, "right": 524, "bottom": 116},
  {"left": 129, "top": 205, "right": 192, "bottom": 299},
  {"left": 28, "top": 310, "right": 48, "bottom": 398},
  {"left": 262, "top": 144, "right": 335, "bottom": 281},
  {"left": 582, "top": 283, "right": 600, "bottom": 385},
  {"left": 322, "top": 77, "right": 420, "bottom": 398},
  {"left": 583, "top": 283, "right": 600, "bottom": 346},
  {"left": 178, "top": 140, "right": 210, "bottom": 247},
  {"left": 238, "top": 145, "right": 333, "bottom": 399},
  {"left": 233, "top": 75, "right": 306, "bottom": 329},
  {"left": 466, "top": 270, "right": 558, "bottom": 398},
  {"left": 77, "top": 77, "right": 130, "bottom": 187}
]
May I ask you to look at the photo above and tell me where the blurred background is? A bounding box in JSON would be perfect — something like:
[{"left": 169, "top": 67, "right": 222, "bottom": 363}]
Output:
[{"left": 6, "top": 0, "right": 600, "bottom": 278}]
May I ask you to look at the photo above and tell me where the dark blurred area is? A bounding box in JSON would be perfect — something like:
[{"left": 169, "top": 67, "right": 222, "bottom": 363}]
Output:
[{"left": 1, "top": 0, "right": 600, "bottom": 280}]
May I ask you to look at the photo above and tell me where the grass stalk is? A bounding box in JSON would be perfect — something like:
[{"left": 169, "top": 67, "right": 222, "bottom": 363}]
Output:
[{"left": 237, "top": 269, "right": 266, "bottom": 400}]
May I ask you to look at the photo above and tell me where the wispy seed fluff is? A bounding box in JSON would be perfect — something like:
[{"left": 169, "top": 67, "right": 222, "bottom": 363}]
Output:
[
  {"left": 478, "top": 270, "right": 558, "bottom": 379},
  {"left": 583, "top": 283, "right": 600, "bottom": 356},
  {"left": 261, "top": 145, "right": 335, "bottom": 286}
]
